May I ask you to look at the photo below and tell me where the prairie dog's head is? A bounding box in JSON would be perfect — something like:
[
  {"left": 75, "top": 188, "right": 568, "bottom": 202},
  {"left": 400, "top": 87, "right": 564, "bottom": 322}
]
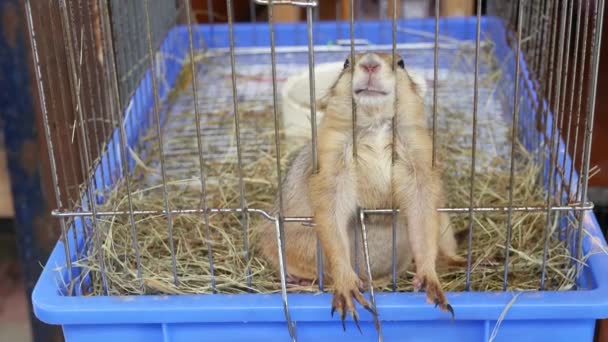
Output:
[{"left": 327, "top": 52, "right": 426, "bottom": 121}]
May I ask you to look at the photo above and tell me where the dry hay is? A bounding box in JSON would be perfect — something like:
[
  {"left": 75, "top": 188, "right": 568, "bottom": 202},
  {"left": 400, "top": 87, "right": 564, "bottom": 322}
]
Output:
[
  {"left": 71, "top": 108, "right": 584, "bottom": 297},
  {"left": 70, "top": 40, "right": 591, "bottom": 297}
]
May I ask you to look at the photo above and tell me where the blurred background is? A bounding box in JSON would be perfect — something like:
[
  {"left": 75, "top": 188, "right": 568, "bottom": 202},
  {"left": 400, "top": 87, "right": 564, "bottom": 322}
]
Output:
[{"left": 0, "top": 0, "right": 606, "bottom": 341}]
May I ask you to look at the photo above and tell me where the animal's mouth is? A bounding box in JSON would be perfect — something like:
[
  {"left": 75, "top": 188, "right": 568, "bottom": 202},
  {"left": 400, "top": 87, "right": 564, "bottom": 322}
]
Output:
[{"left": 354, "top": 88, "right": 389, "bottom": 96}]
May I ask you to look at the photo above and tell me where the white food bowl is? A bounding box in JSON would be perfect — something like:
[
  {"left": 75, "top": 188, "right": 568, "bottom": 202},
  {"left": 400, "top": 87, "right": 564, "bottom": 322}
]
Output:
[{"left": 280, "top": 62, "right": 344, "bottom": 141}]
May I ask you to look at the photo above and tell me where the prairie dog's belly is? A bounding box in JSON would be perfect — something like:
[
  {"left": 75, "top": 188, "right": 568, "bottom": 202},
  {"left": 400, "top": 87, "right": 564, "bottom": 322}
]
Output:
[{"left": 355, "top": 123, "right": 394, "bottom": 209}]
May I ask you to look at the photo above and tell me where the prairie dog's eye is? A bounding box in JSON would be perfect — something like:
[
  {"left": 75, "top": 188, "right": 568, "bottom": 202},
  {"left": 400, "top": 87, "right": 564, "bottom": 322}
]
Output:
[
  {"left": 397, "top": 59, "right": 405, "bottom": 69},
  {"left": 343, "top": 58, "right": 350, "bottom": 69}
]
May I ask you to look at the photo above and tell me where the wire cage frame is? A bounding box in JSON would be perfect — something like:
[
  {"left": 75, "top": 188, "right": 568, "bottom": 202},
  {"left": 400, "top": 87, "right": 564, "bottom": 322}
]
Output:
[{"left": 26, "top": 0, "right": 608, "bottom": 341}]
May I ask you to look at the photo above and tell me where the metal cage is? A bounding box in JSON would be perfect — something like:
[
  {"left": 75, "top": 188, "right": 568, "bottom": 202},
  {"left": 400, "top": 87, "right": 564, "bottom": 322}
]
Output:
[{"left": 25, "top": 0, "right": 608, "bottom": 341}]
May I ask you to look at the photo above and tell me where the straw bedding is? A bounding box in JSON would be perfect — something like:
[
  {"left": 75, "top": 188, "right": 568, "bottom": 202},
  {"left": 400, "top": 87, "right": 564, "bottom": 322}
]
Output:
[{"left": 73, "top": 44, "right": 588, "bottom": 297}]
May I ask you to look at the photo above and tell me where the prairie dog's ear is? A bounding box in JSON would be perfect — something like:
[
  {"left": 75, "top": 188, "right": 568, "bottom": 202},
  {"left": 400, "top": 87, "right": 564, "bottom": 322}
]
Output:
[{"left": 407, "top": 69, "right": 427, "bottom": 99}]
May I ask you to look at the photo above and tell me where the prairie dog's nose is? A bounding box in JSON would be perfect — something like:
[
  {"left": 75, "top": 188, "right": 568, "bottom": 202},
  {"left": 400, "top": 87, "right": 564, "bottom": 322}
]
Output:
[{"left": 360, "top": 61, "right": 381, "bottom": 74}]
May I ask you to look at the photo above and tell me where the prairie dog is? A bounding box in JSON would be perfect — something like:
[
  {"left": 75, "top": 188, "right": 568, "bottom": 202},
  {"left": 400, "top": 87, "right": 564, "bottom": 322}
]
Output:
[{"left": 253, "top": 52, "right": 464, "bottom": 327}]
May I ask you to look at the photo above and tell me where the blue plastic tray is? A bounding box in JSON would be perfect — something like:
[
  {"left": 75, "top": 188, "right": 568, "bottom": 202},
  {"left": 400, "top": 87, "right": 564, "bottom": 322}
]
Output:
[{"left": 32, "top": 17, "right": 608, "bottom": 342}]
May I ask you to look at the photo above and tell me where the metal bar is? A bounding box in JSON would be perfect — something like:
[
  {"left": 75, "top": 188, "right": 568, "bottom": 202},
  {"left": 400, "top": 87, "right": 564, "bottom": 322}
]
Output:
[
  {"left": 555, "top": 0, "right": 575, "bottom": 254},
  {"left": 273, "top": 218, "right": 297, "bottom": 341},
  {"left": 336, "top": 0, "right": 341, "bottom": 39},
  {"left": 531, "top": 0, "right": 545, "bottom": 79},
  {"left": 185, "top": 0, "right": 216, "bottom": 292},
  {"left": 539, "top": 0, "right": 556, "bottom": 186},
  {"left": 203, "top": 0, "right": 215, "bottom": 50},
  {"left": 268, "top": 1, "right": 296, "bottom": 338},
  {"left": 250, "top": 0, "right": 257, "bottom": 22},
  {"left": 255, "top": 0, "right": 317, "bottom": 6},
  {"left": 573, "top": 0, "right": 591, "bottom": 203},
  {"left": 465, "top": 0, "right": 482, "bottom": 291},
  {"left": 390, "top": 0, "right": 398, "bottom": 293},
  {"left": 354, "top": 210, "right": 360, "bottom": 277},
  {"left": 432, "top": 0, "right": 439, "bottom": 168},
  {"left": 541, "top": 0, "right": 568, "bottom": 290},
  {"left": 80, "top": 0, "right": 106, "bottom": 192},
  {"left": 69, "top": 1, "right": 103, "bottom": 203},
  {"left": 226, "top": 0, "right": 252, "bottom": 289},
  {"left": 36, "top": 1, "right": 70, "bottom": 219},
  {"left": 89, "top": 0, "right": 116, "bottom": 187},
  {"left": 24, "top": 0, "right": 73, "bottom": 285},
  {"left": 53, "top": 203, "right": 596, "bottom": 219},
  {"left": 564, "top": 0, "right": 585, "bottom": 201},
  {"left": 349, "top": 0, "right": 357, "bottom": 160},
  {"left": 51, "top": 0, "right": 89, "bottom": 256},
  {"left": 533, "top": 0, "right": 552, "bottom": 179},
  {"left": 58, "top": 0, "right": 109, "bottom": 294},
  {"left": 380, "top": 0, "right": 388, "bottom": 20},
  {"left": 304, "top": 0, "right": 322, "bottom": 291},
  {"left": 100, "top": 0, "right": 144, "bottom": 292},
  {"left": 576, "top": 0, "right": 604, "bottom": 276},
  {"left": 203, "top": 42, "right": 488, "bottom": 55},
  {"left": 503, "top": 0, "right": 523, "bottom": 291},
  {"left": 359, "top": 210, "right": 382, "bottom": 340},
  {"left": 39, "top": 0, "right": 83, "bottom": 254},
  {"left": 143, "top": 0, "right": 179, "bottom": 286},
  {"left": 556, "top": 0, "right": 575, "bottom": 198}
]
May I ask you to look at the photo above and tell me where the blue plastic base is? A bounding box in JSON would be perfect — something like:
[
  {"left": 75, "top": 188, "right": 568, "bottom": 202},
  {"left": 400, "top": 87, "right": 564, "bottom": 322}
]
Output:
[
  {"left": 32, "top": 16, "right": 608, "bottom": 342},
  {"left": 59, "top": 319, "right": 596, "bottom": 342}
]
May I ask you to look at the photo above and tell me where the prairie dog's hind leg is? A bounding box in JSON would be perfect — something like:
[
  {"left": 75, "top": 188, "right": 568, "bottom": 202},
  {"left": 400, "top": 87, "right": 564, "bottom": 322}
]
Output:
[
  {"left": 437, "top": 212, "right": 467, "bottom": 267},
  {"left": 252, "top": 145, "right": 322, "bottom": 284}
]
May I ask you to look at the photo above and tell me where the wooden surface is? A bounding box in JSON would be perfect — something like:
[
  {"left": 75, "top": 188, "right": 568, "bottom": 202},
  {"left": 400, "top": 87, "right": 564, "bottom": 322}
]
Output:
[
  {"left": 589, "top": 0, "right": 608, "bottom": 187},
  {"left": 440, "top": 0, "right": 473, "bottom": 16},
  {"left": 0, "top": 146, "right": 14, "bottom": 218}
]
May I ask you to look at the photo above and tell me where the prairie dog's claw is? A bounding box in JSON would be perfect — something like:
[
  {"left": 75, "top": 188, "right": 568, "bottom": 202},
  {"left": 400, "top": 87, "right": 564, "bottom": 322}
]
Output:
[
  {"left": 351, "top": 310, "right": 362, "bottom": 334},
  {"left": 446, "top": 304, "right": 455, "bottom": 320},
  {"left": 331, "top": 275, "right": 380, "bottom": 334},
  {"left": 415, "top": 273, "right": 454, "bottom": 318}
]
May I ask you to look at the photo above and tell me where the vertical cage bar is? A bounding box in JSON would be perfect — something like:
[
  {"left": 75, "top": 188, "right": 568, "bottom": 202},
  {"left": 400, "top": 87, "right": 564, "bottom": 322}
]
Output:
[
  {"left": 350, "top": 0, "right": 357, "bottom": 159},
  {"left": 305, "top": 2, "right": 323, "bottom": 290},
  {"left": 564, "top": 0, "right": 585, "bottom": 202},
  {"left": 465, "top": 0, "right": 483, "bottom": 291},
  {"left": 432, "top": 0, "right": 439, "bottom": 168},
  {"left": 503, "top": 0, "right": 523, "bottom": 291},
  {"left": 79, "top": 0, "right": 106, "bottom": 192},
  {"left": 185, "top": 0, "right": 216, "bottom": 292},
  {"left": 541, "top": 0, "right": 569, "bottom": 290},
  {"left": 268, "top": 3, "right": 296, "bottom": 339},
  {"left": 537, "top": 0, "right": 556, "bottom": 186},
  {"left": 359, "top": 211, "right": 382, "bottom": 339},
  {"left": 99, "top": 0, "right": 144, "bottom": 292},
  {"left": 24, "top": 0, "right": 74, "bottom": 286},
  {"left": 67, "top": 1, "right": 102, "bottom": 204},
  {"left": 143, "top": 0, "right": 179, "bottom": 286},
  {"left": 226, "top": 0, "right": 252, "bottom": 289},
  {"left": 88, "top": 0, "right": 115, "bottom": 186},
  {"left": 273, "top": 218, "right": 297, "bottom": 341},
  {"left": 36, "top": 1, "right": 70, "bottom": 213},
  {"left": 58, "top": 0, "right": 109, "bottom": 294},
  {"left": 555, "top": 0, "right": 575, "bottom": 247},
  {"left": 250, "top": 0, "right": 257, "bottom": 22},
  {"left": 38, "top": 0, "right": 84, "bottom": 253},
  {"left": 390, "top": 0, "right": 398, "bottom": 292},
  {"left": 574, "top": 0, "right": 592, "bottom": 203},
  {"left": 576, "top": 0, "right": 604, "bottom": 275},
  {"left": 50, "top": 0, "right": 89, "bottom": 254}
]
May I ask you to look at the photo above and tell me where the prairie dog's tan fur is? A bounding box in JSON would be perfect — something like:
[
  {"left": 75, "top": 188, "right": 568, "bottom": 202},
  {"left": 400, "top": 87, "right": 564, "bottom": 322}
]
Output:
[{"left": 253, "top": 52, "right": 464, "bottom": 324}]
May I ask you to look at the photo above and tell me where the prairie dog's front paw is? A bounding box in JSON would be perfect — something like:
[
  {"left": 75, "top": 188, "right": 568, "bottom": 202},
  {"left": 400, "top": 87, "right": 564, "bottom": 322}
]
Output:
[
  {"left": 413, "top": 272, "right": 454, "bottom": 319},
  {"left": 331, "top": 269, "right": 377, "bottom": 333}
]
